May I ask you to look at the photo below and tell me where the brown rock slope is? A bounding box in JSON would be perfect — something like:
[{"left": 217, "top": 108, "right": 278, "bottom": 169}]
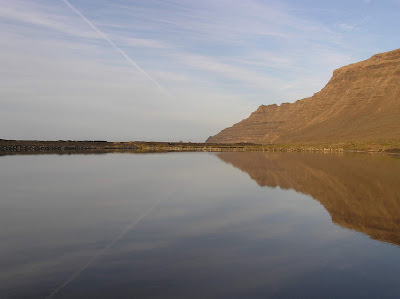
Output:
[
  {"left": 217, "top": 152, "right": 400, "bottom": 246},
  {"left": 207, "top": 49, "right": 400, "bottom": 144}
]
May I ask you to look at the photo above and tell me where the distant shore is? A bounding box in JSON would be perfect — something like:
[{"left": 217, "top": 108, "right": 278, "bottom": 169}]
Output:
[{"left": 1, "top": 139, "right": 399, "bottom": 155}]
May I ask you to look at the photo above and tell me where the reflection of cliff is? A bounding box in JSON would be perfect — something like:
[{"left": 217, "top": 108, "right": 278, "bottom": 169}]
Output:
[{"left": 217, "top": 152, "right": 400, "bottom": 246}]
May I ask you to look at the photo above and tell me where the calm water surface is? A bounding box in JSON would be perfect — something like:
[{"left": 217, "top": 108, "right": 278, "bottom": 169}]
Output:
[{"left": 1, "top": 152, "right": 400, "bottom": 298}]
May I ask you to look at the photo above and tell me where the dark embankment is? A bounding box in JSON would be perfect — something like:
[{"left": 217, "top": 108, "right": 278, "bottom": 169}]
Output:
[
  {"left": 1, "top": 139, "right": 400, "bottom": 155},
  {"left": 0, "top": 139, "right": 267, "bottom": 155}
]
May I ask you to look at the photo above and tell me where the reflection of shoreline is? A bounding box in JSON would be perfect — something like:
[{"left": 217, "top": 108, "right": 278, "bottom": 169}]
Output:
[{"left": 217, "top": 152, "right": 400, "bottom": 246}]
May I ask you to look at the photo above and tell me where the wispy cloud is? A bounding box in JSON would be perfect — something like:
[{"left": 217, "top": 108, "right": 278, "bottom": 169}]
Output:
[
  {"left": 338, "top": 23, "right": 359, "bottom": 31},
  {"left": 0, "top": 0, "right": 397, "bottom": 141},
  {"left": 0, "top": 0, "right": 97, "bottom": 39}
]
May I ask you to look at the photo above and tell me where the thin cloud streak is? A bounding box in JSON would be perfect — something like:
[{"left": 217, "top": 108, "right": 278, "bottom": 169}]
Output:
[
  {"left": 0, "top": 0, "right": 398, "bottom": 141},
  {"left": 61, "top": 0, "right": 172, "bottom": 98}
]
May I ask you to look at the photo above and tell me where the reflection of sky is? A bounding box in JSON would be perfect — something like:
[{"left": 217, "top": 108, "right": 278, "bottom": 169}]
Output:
[{"left": 1, "top": 153, "right": 400, "bottom": 297}]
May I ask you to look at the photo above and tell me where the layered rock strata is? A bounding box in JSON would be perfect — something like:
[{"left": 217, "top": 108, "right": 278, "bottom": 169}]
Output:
[{"left": 207, "top": 49, "right": 400, "bottom": 144}]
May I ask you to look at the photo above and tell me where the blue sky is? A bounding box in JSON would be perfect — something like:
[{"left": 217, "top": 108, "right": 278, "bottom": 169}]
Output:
[{"left": 0, "top": 0, "right": 399, "bottom": 141}]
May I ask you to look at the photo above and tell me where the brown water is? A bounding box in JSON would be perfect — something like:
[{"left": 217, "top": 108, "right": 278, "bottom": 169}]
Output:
[{"left": 1, "top": 152, "right": 400, "bottom": 298}]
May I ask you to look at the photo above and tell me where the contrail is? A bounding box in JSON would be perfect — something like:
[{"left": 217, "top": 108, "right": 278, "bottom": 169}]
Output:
[
  {"left": 61, "top": 0, "right": 171, "bottom": 96},
  {"left": 46, "top": 193, "right": 169, "bottom": 298}
]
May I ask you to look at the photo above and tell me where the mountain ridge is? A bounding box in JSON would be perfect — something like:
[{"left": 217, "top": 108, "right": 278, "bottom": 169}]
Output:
[{"left": 207, "top": 48, "right": 400, "bottom": 144}]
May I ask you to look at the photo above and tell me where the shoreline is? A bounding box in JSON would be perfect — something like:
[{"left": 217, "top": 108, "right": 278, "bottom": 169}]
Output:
[{"left": 1, "top": 139, "right": 399, "bottom": 155}]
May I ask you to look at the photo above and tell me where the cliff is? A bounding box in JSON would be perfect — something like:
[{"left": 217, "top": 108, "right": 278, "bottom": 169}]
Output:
[{"left": 207, "top": 48, "right": 400, "bottom": 144}]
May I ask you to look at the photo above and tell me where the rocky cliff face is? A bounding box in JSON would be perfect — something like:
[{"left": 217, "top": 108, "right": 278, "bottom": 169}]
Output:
[{"left": 207, "top": 49, "right": 400, "bottom": 144}]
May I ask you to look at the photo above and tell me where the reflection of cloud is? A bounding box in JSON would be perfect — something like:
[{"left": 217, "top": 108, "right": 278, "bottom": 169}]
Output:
[{"left": 2, "top": 153, "right": 400, "bottom": 297}]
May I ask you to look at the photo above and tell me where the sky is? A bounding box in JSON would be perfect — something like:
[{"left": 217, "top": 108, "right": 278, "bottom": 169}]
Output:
[{"left": 0, "top": 0, "right": 399, "bottom": 142}]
